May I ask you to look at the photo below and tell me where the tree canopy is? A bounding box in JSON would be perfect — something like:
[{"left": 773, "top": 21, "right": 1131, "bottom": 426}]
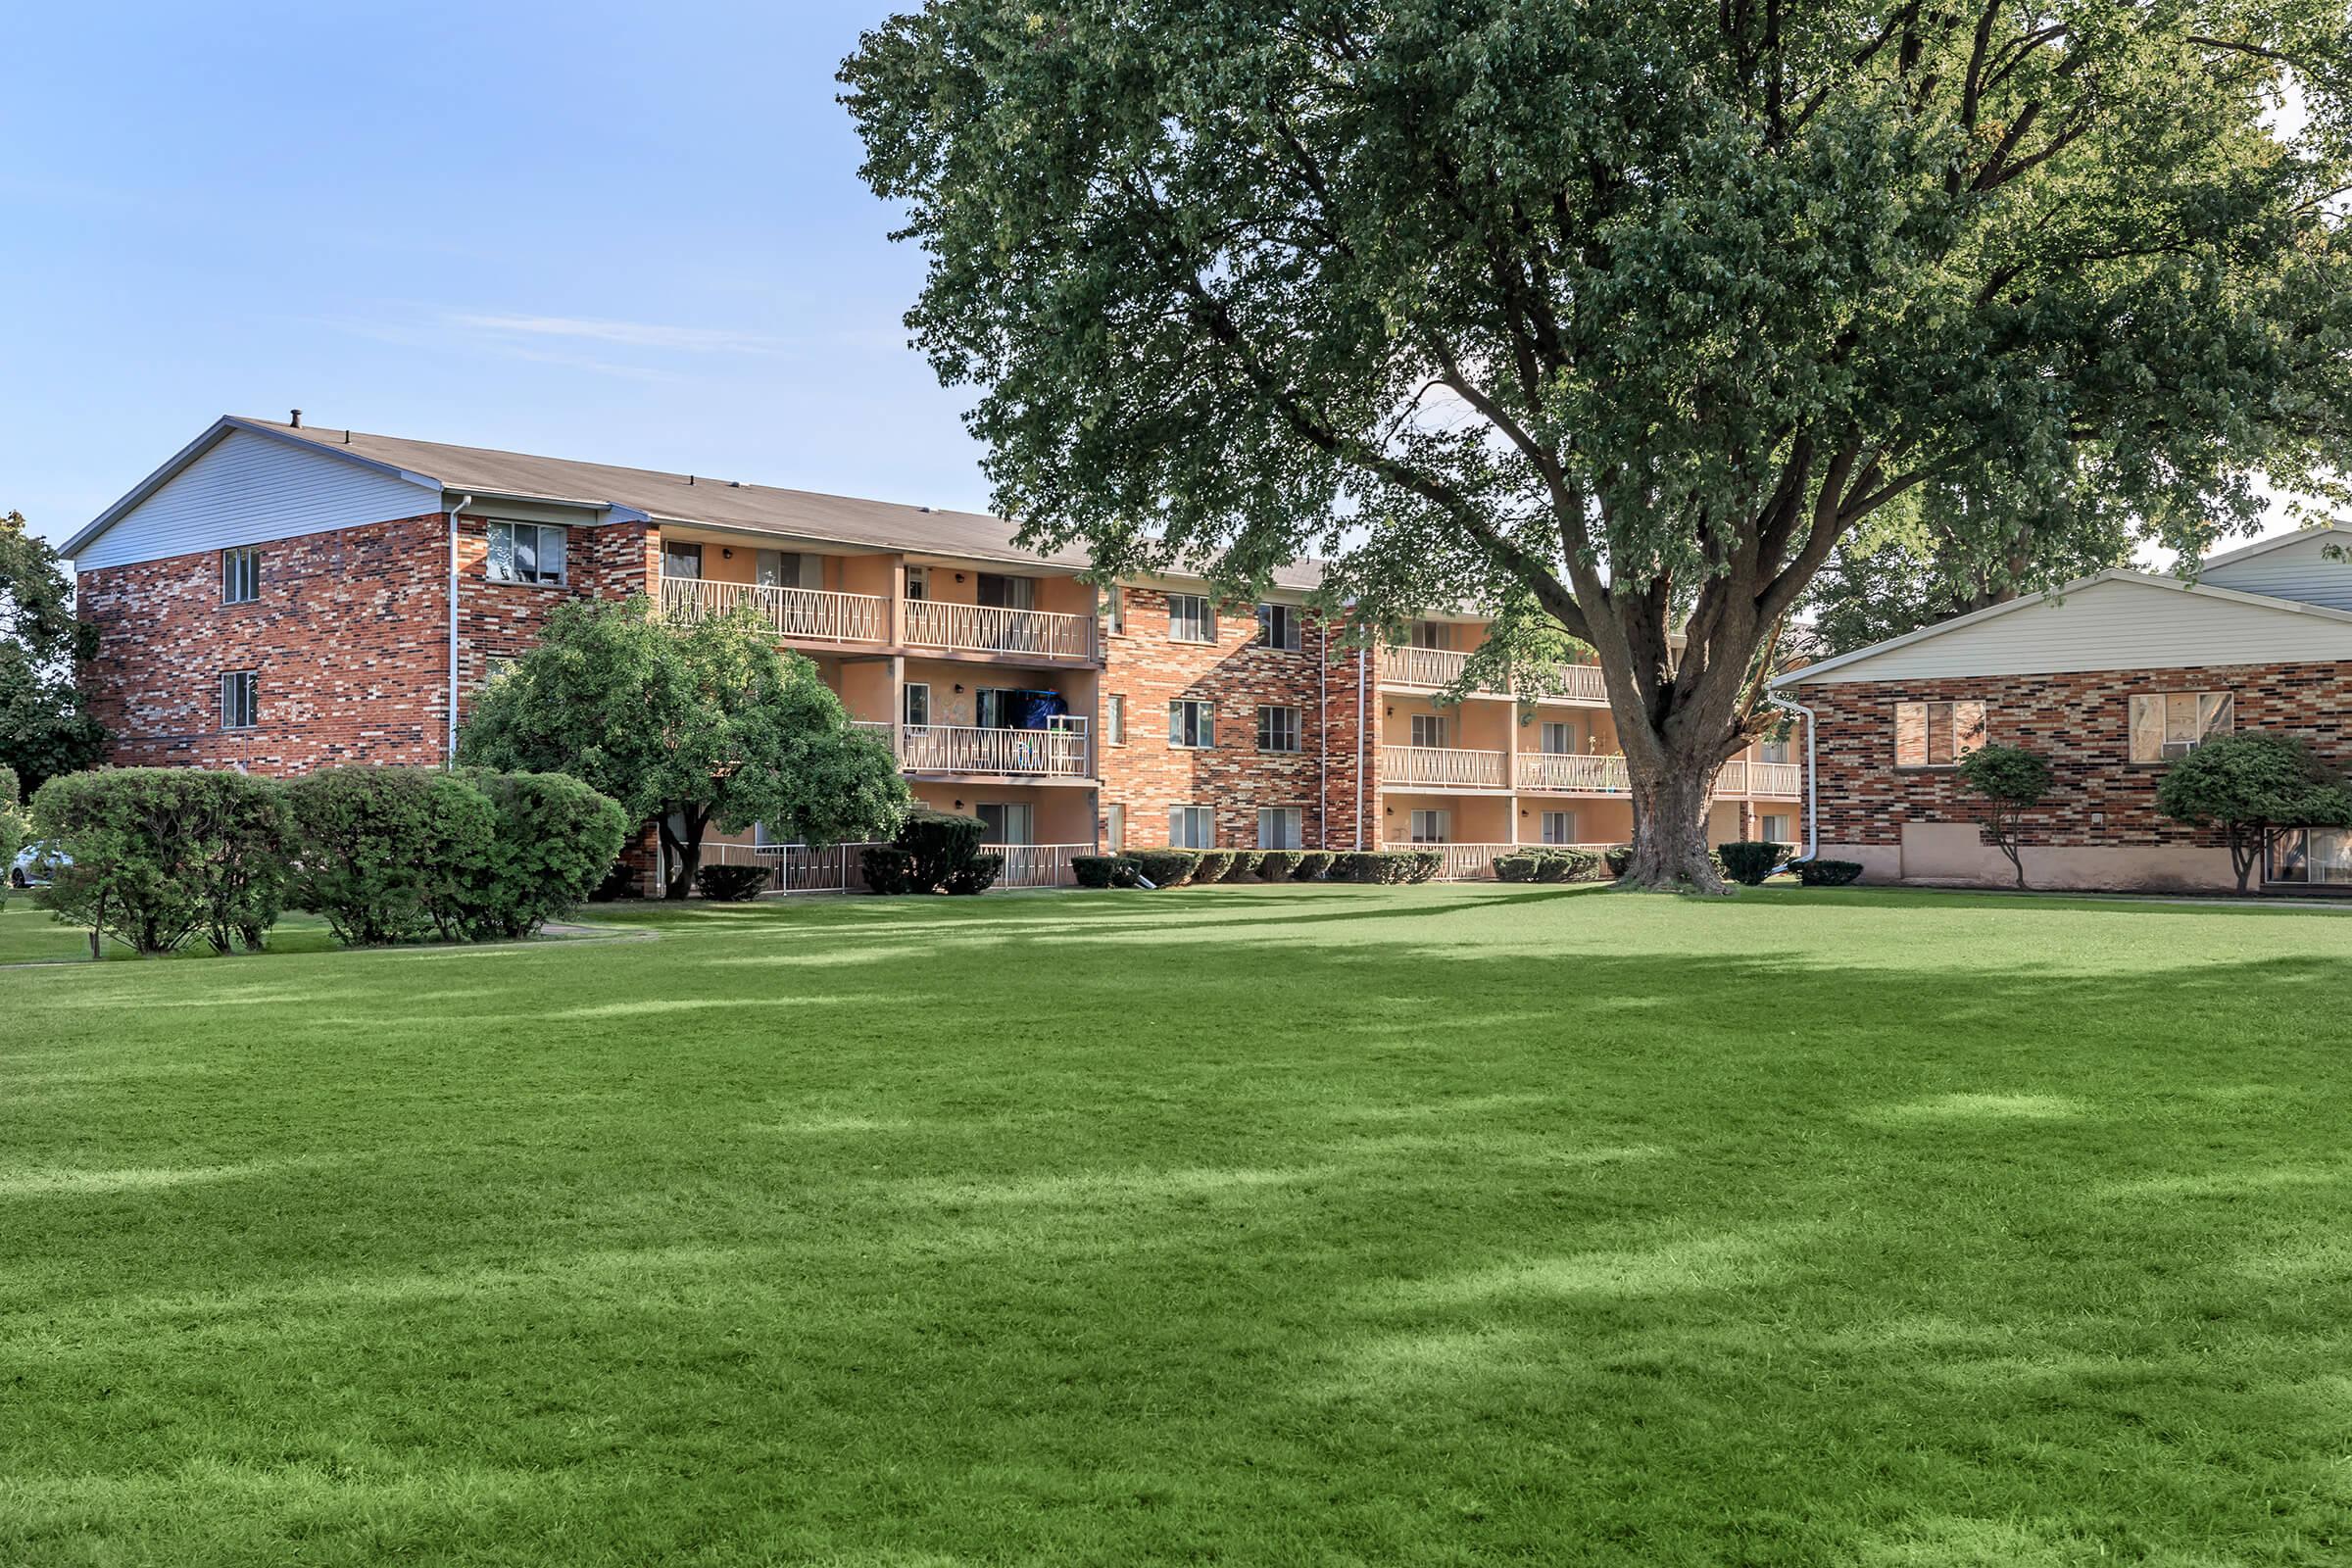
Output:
[
  {"left": 2155, "top": 730, "right": 2352, "bottom": 891},
  {"left": 1, "top": 512, "right": 106, "bottom": 793},
  {"left": 1956, "top": 742, "right": 2054, "bottom": 887},
  {"left": 844, "top": 0, "right": 2352, "bottom": 888},
  {"left": 457, "top": 597, "right": 910, "bottom": 898}
]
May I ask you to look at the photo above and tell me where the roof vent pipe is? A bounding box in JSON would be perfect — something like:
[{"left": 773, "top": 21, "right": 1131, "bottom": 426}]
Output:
[{"left": 289, "top": 409, "right": 302, "bottom": 428}]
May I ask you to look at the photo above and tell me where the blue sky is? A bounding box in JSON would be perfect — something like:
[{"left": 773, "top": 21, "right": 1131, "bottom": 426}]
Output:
[{"left": 1, "top": 2, "right": 988, "bottom": 549}]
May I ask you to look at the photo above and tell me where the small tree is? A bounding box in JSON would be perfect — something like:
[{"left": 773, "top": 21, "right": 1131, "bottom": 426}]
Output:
[
  {"left": 1, "top": 512, "right": 108, "bottom": 794},
  {"left": 2156, "top": 733, "right": 2352, "bottom": 895},
  {"left": 0, "top": 764, "right": 25, "bottom": 908},
  {"left": 30, "top": 768, "right": 290, "bottom": 956},
  {"left": 1956, "top": 745, "right": 2053, "bottom": 890},
  {"left": 460, "top": 596, "right": 910, "bottom": 899}
]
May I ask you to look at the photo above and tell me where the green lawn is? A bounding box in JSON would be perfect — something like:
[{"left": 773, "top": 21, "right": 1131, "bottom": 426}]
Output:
[{"left": 5, "top": 884, "right": 2351, "bottom": 1566}]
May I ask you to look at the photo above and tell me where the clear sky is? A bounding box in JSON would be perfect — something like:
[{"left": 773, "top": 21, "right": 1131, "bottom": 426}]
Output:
[{"left": 0, "top": 1, "right": 992, "bottom": 550}]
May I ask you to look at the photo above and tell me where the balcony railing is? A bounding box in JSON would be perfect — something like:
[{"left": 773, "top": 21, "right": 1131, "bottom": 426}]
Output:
[
  {"left": 702, "top": 840, "right": 1089, "bottom": 892},
  {"left": 899, "top": 721, "right": 1092, "bottom": 777},
  {"left": 995, "top": 844, "right": 1089, "bottom": 888},
  {"left": 1378, "top": 646, "right": 1607, "bottom": 703},
  {"left": 1382, "top": 841, "right": 1625, "bottom": 881},
  {"left": 1747, "top": 760, "right": 1802, "bottom": 797},
  {"left": 659, "top": 575, "right": 887, "bottom": 646},
  {"left": 1384, "top": 745, "right": 1508, "bottom": 789},
  {"left": 902, "top": 599, "right": 1095, "bottom": 661},
  {"left": 1518, "top": 753, "right": 1631, "bottom": 793}
]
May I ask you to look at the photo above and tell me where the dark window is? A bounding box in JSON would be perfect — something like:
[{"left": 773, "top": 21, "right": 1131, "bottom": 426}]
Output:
[
  {"left": 661, "top": 540, "right": 704, "bottom": 580},
  {"left": 220, "top": 670, "right": 259, "bottom": 730},
  {"left": 489, "top": 520, "right": 568, "bottom": 585},
  {"left": 1256, "top": 705, "right": 1301, "bottom": 752},
  {"left": 1168, "top": 699, "right": 1214, "bottom": 748},
  {"left": 1256, "top": 603, "right": 1302, "bottom": 652},
  {"left": 220, "top": 547, "right": 261, "bottom": 605}
]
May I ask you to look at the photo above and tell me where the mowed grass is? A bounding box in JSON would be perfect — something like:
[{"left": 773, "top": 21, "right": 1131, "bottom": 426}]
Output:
[{"left": 4, "top": 884, "right": 2352, "bottom": 1566}]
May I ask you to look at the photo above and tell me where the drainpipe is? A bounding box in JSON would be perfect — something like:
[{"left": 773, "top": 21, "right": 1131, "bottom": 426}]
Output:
[
  {"left": 1355, "top": 646, "right": 1367, "bottom": 850},
  {"left": 1765, "top": 690, "right": 1817, "bottom": 861},
  {"left": 1317, "top": 626, "right": 1328, "bottom": 849},
  {"left": 446, "top": 494, "right": 472, "bottom": 763}
]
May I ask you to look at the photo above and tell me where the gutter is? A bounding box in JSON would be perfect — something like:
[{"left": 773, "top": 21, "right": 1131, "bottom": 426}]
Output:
[
  {"left": 446, "top": 494, "right": 472, "bottom": 763},
  {"left": 1764, "top": 690, "right": 1818, "bottom": 860}
]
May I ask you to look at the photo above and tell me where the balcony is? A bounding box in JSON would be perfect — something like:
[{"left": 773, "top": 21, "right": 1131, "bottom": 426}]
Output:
[
  {"left": 862, "top": 719, "right": 1092, "bottom": 778},
  {"left": 1378, "top": 646, "right": 1607, "bottom": 703},
  {"left": 1384, "top": 745, "right": 1507, "bottom": 789},
  {"left": 659, "top": 575, "right": 888, "bottom": 646},
  {"left": 704, "top": 840, "right": 1090, "bottom": 892},
  {"left": 902, "top": 599, "right": 1096, "bottom": 662},
  {"left": 1746, "top": 761, "right": 1802, "bottom": 797},
  {"left": 1518, "top": 753, "right": 1630, "bottom": 794}
]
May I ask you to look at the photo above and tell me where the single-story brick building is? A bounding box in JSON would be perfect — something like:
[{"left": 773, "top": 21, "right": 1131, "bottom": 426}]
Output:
[{"left": 1771, "top": 528, "right": 2352, "bottom": 892}]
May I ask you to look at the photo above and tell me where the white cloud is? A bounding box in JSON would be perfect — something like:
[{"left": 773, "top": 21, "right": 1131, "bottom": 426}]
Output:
[{"left": 443, "top": 312, "right": 780, "bottom": 354}]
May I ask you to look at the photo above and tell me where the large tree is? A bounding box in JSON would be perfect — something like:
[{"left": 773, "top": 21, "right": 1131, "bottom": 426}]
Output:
[
  {"left": 458, "top": 597, "right": 911, "bottom": 899},
  {"left": 843, "top": 0, "right": 2352, "bottom": 889},
  {"left": 1, "top": 512, "right": 106, "bottom": 793}
]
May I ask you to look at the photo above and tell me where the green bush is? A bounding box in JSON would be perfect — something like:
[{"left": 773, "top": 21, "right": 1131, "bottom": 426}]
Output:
[
  {"left": 1125, "top": 849, "right": 1201, "bottom": 887},
  {"left": 457, "top": 771, "right": 629, "bottom": 937},
  {"left": 1331, "top": 850, "right": 1436, "bottom": 884},
  {"left": 0, "top": 764, "right": 23, "bottom": 909},
  {"left": 1256, "top": 850, "right": 1303, "bottom": 880},
  {"left": 1192, "top": 849, "right": 1236, "bottom": 883},
  {"left": 1289, "top": 850, "right": 1332, "bottom": 880},
  {"left": 588, "top": 859, "right": 644, "bottom": 901},
  {"left": 859, "top": 845, "right": 917, "bottom": 894},
  {"left": 1796, "top": 858, "right": 1865, "bottom": 887},
  {"left": 1071, "top": 854, "right": 1129, "bottom": 888},
  {"left": 1718, "top": 841, "right": 1787, "bottom": 886},
  {"left": 1498, "top": 847, "right": 1596, "bottom": 882},
  {"left": 30, "top": 767, "right": 292, "bottom": 956},
  {"left": 695, "top": 862, "right": 771, "bottom": 902},
  {"left": 1602, "top": 845, "right": 1634, "bottom": 878},
  {"left": 863, "top": 808, "right": 996, "bottom": 895},
  {"left": 286, "top": 766, "right": 494, "bottom": 946},
  {"left": 943, "top": 852, "right": 1004, "bottom": 895},
  {"left": 1493, "top": 850, "right": 1543, "bottom": 882}
]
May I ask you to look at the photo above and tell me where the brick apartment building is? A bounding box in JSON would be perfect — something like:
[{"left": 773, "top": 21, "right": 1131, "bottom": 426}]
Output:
[
  {"left": 64, "top": 415, "right": 1798, "bottom": 889},
  {"left": 1772, "top": 531, "right": 2352, "bottom": 892}
]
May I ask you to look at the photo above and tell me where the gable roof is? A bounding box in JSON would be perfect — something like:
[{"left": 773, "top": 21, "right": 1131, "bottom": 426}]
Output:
[
  {"left": 69, "top": 415, "right": 1326, "bottom": 591},
  {"left": 1774, "top": 567, "right": 2352, "bottom": 688}
]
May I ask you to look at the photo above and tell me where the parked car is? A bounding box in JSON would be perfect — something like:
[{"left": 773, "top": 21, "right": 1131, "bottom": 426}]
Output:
[{"left": 10, "top": 840, "right": 67, "bottom": 889}]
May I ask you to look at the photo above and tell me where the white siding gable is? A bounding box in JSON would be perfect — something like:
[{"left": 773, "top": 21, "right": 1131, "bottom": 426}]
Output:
[
  {"left": 2198, "top": 530, "right": 2352, "bottom": 612},
  {"left": 73, "top": 427, "right": 440, "bottom": 570},
  {"left": 1794, "top": 575, "right": 2352, "bottom": 684}
]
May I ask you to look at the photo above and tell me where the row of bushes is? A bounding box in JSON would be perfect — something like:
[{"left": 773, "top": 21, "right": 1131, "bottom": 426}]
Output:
[
  {"left": 863, "top": 809, "right": 1003, "bottom": 896},
  {"left": 1071, "top": 848, "right": 1446, "bottom": 888},
  {"left": 27, "top": 765, "right": 627, "bottom": 956}
]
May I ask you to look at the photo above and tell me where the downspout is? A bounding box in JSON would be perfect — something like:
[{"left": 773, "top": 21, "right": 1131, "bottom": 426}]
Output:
[
  {"left": 1765, "top": 690, "right": 1817, "bottom": 861},
  {"left": 446, "top": 494, "right": 472, "bottom": 763},
  {"left": 1317, "top": 626, "right": 1328, "bottom": 850},
  {"left": 1355, "top": 646, "right": 1367, "bottom": 850}
]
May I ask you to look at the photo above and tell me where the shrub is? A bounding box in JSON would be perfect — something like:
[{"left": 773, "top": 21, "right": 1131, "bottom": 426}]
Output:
[
  {"left": 456, "top": 771, "right": 629, "bottom": 938},
  {"left": 1256, "top": 850, "right": 1303, "bottom": 880},
  {"left": 0, "top": 764, "right": 23, "bottom": 909},
  {"left": 860, "top": 845, "right": 917, "bottom": 894},
  {"left": 30, "top": 767, "right": 292, "bottom": 956},
  {"left": 1796, "top": 858, "right": 1864, "bottom": 887},
  {"left": 1125, "top": 849, "right": 1201, "bottom": 887},
  {"left": 588, "top": 859, "right": 644, "bottom": 901},
  {"left": 1957, "top": 743, "right": 2054, "bottom": 889},
  {"left": 1291, "top": 850, "right": 1334, "bottom": 880},
  {"left": 695, "top": 862, "right": 770, "bottom": 902},
  {"left": 286, "top": 766, "right": 494, "bottom": 946},
  {"left": 1192, "top": 849, "right": 1236, "bottom": 883},
  {"left": 1493, "top": 851, "right": 1543, "bottom": 882},
  {"left": 1227, "top": 850, "right": 1265, "bottom": 880},
  {"left": 1602, "top": 845, "right": 1634, "bottom": 878},
  {"left": 1071, "top": 854, "right": 1128, "bottom": 888},
  {"left": 1331, "top": 850, "right": 1434, "bottom": 884},
  {"left": 943, "top": 852, "right": 1004, "bottom": 895},
  {"left": 1716, "top": 841, "right": 1787, "bottom": 886}
]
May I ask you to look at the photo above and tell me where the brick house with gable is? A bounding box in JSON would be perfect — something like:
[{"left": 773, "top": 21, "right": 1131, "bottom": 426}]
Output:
[{"left": 1772, "top": 528, "right": 2352, "bottom": 892}]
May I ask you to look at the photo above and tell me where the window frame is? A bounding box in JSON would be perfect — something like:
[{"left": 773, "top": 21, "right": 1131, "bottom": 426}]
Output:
[
  {"left": 2129, "top": 690, "right": 2234, "bottom": 764},
  {"left": 1539, "top": 720, "right": 1575, "bottom": 756},
  {"left": 1102, "top": 584, "right": 1126, "bottom": 637},
  {"left": 903, "top": 682, "right": 931, "bottom": 728},
  {"left": 220, "top": 669, "right": 259, "bottom": 731},
  {"left": 1103, "top": 694, "right": 1127, "bottom": 746},
  {"left": 1256, "top": 807, "right": 1303, "bottom": 851},
  {"left": 1408, "top": 808, "right": 1451, "bottom": 845},
  {"left": 975, "top": 802, "right": 1034, "bottom": 846},
  {"left": 1167, "top": 698, "right": 1215, "bottom": 750},
  {"left": 1255, "top": 704, "right": 1302, "bottom": 753},
  {"left": 1255, "top": 603, "right": 1302, "bottom": 653},
  {"left": 220, "top": 546, "right": 261, "bottom": 606},
  {"left": 904, "top": 565, "right": 929, "bottom": 601},
  {"left": 1893, "top": 700, "right": 1988, "bottom": 770},
  {"left": 490, "top": 519, "right": 569, "bottom": 587},
  {"left": 1409, "top": 713, "right": 1449, "bottom": 750},
  {"left": 1166, "top": 593, "right": 1215, "bottom": 644},
  {"left": 1104, "top": 802, "right": 1126, "bottom": 851},
  {"left": 1168, "top": 804, "right": 1215, "bottom": 849},
  {"left": 1540, "top": 809, "right": 1578, "bottom": 846}
]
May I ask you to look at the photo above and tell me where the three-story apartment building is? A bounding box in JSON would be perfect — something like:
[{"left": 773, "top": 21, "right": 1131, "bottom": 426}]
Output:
[{"left": 63, "top": 416, "right": 1797, "bottom": 888}]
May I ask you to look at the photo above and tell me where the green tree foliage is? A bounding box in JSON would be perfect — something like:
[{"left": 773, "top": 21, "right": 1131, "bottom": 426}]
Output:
[
  {"left": 860, "top": 807, "right": 1004, "bottom": 895},
  {"left": 284, "top": 766, "right": 496, "bottom": 946},
  {"left": 1, "top": 512, "right": 107, "bottom": 793},
  {"left": 0, "top": 764, "right": 26, "bottom": 908},
  {"left": 843, "top": 2, "right": 2352, "bottom": 891},
  {"left": 2156, "top": 732, "right": 2352, "bottom": 893},
  {"left": 455, "top": 770, "right": 630, "bottom": 939},
  {"left": 458, "top": 596, "right": 910, "bottom": 898},
  {"left": 1956, "top": 744, "right": 2055, "bottom": 888},
  {"left": 31, "top": 768, "right": 291, "bottom": 956}
]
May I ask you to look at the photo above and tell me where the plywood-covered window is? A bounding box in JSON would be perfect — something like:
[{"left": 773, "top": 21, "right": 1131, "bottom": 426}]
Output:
[
  {"left": 1894, "top": 700, "right": 1987, "bottom": 768},
  {"left": 2130, "top": 691, "right": 2232, "bottom": 762}
]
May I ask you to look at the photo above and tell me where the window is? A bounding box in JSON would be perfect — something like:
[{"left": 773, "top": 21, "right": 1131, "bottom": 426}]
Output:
[
  {"left": 1257, "top": 808, "right": 1303, "bottom": 850},
  {"left": 904, "top": 565, "right": 929, "bottom": 601},
  {"left": 976, "top": 803, "right": 1034, "bottom": 845},
  {"left": 1104, "top": 803, "right": 1126, "bottom": 851},
  {"left": 1411, "top": 620, "right": 1448, "bottom": 650},
  {"left": 1256, "top": 603, "right": 1301, "bottom": 652},
  {"left": 486, "top": 520, "right": 567, "bottom": 586},
  {"left": 1104, "top": 694, "right": 1127, "bottom": 746},
  {"left": 903, "top": 682, "right": 930, "bottom": 727},
  {"left": 1541, "top": 810, "right": 1578, "bottom": 845},
  {"left": 1894, "top": 700, "right": 1987, "bottom": 768},
  {"left": 220, "top": 670, "right": 258, "bottom": 731},
  {"left": 1409, "top": 713, "right": 1448, "bottom": 749},
  {"left": 757, "top": 550, "right": 825, "bottom": 590},
  {"left": 1256, "top": 705, "right": 1301, "bottom": 753},
  {"left": 1540, "top": 720, "right": 1576, "bottom": 755},
  {"left": 2271, "top": 827, "right": 2352, "bottom": 885},
  {"left": 976, "top": 571, "right": 1036, "bottom": 611},
  {"left": 1761, "top": 737, "right": 1791, "bottom": 765},
  {"left": 1408, "top": 808, "right": 1450, "bottom": 844},
  {"left": 2130, "top": 691, "right": 2233, "bottom": 762},
  {"left": 1169, "top": 805, "right": 1215, "bottom": 848},
  {"left": 975, "top": 687, "right": 1016, "bottom": 729},
  {"left": 1102, "top": 585, "right": 1126, "bottom": 636},
  {"left": 1168, "top": 699, "right": 1214, "bottom": 749},
  {"left": 1760, "top": 813, "right": 1792, "bottom": 843},
  {"left": 1167, "top": 593, "right": 1215, "bottom": 643},
  {"left": 220, "top": 546, "right": 260, "bottom": 605}
]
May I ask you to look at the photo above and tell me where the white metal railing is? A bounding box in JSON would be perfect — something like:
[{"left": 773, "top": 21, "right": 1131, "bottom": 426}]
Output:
[
  {"left": 1746, "top": 760, "right": 1802, "bottom": 797},
  {"left": 701, "top": 840, "right": 884, "bottom": 895},
  {"left": 992, "top": 844, "right": 1088, "bottom": 888},
  {"left": 1383, "top": 745, "right": 1507, "bottom": 788},
  {"left": 1517, "top": 753, "right": 1631, "bottom": 793},
  {"left": 902, "top": 598, "right": 1095, "bottom": 660},
  {"left": 900, "top": 721, "right": 1092, "bottom": 777},
  {"left": 660, "top": 575, "right": 887, "bottom": 645},
  {"left": 1717, "top": 760, "right": 1746, "bottom": 796},
  {"left": 1378, "top": 646, "right": 1609, "bottom": 703},
  {"left": 1383, "top": 841, "right": 1625, "bottom": 881}
]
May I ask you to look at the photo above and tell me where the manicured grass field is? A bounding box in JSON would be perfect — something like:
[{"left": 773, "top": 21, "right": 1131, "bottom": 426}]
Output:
[{"left": 5, "top": 883, "right": 2351, "bottom": 1565}]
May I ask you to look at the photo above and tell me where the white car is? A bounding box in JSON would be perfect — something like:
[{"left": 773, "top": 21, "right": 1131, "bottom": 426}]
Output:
[{"left": 9, "top": 840, "right": 66, "bottom": 889}]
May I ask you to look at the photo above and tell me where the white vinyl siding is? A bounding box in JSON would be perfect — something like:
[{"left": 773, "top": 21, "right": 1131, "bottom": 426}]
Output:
[
  {"left": 74, "top": 425, "right": 440, "bottom": 571},
  {"left": 2200, "top": 532, "right": 2352, "bottom": 612},
  {"left": 1257, "top": 808, "right": 1302, "bottom": 850}
]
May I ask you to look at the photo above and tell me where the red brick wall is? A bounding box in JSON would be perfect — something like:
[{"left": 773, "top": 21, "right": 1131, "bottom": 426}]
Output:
[
  {"left": 1808, "top": 661, "right": 2352, "bottom": 850},
  {"left": 1098, "top": 587, "right": 1370, "bottom": 849},
  {"left": 79, "top": 514, "right": 658, "bottom": 776}
]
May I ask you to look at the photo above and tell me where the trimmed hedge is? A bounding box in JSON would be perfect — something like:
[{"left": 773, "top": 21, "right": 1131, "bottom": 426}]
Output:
[
  {"left": 695, "top": 863, "right": 770, "bottom": 902},
  {"left": 944, "top": 853, "right": 1004, "bottom": 896},
  {"left": 1717, "top": 841, "right": 1788, "bottom": 886},
  {"left": 1071, "top": 854, "right": 1134, "bottom": 888},
  {"left": 1125, "top": 849, "right": 1201, "bottom": 887},
  {"left": 1227, "top": 850, "right": 1265, "bottom": 881},
  {"left": 286, "top": 766, "right": 494, "bottom": 946},
  {"left": 1602, "top": 845, "right": 1634, "bottom": 878},
  {"left": 862, "top": 808, "right": 1001, "bottom": 895},
  {"left": 1290, "top": 850, "right": 1334, "bottom": 881},
  {"left": 32, "top": 766, "right": 292, "bottom": 955},
  {"left": 860, "top": 846, "right": 916, "bottom": 894},
  {"left": 1330, "top": 850, "right": 1442, "bottom": 884},
  {"left": 1796, "top": 858, "right": 1865, "bottom": 887},
  {"left": 1192, "top": 849, "right": 1237, "bottom": 883},
  {"left": 1493, "top": 848, "right": 1596, "bottom": 883},
  {"left": 1256, "top": 850, "right": 1304, "bottom": 881}
]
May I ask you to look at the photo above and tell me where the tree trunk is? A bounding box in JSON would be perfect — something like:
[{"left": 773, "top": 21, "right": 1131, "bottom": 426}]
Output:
[
  {"left": 659, "top": 806, "right": 710, "bottom": 901},
  {"left": 1624, "top": 750, "right": 1726, "bottom": 893}
]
